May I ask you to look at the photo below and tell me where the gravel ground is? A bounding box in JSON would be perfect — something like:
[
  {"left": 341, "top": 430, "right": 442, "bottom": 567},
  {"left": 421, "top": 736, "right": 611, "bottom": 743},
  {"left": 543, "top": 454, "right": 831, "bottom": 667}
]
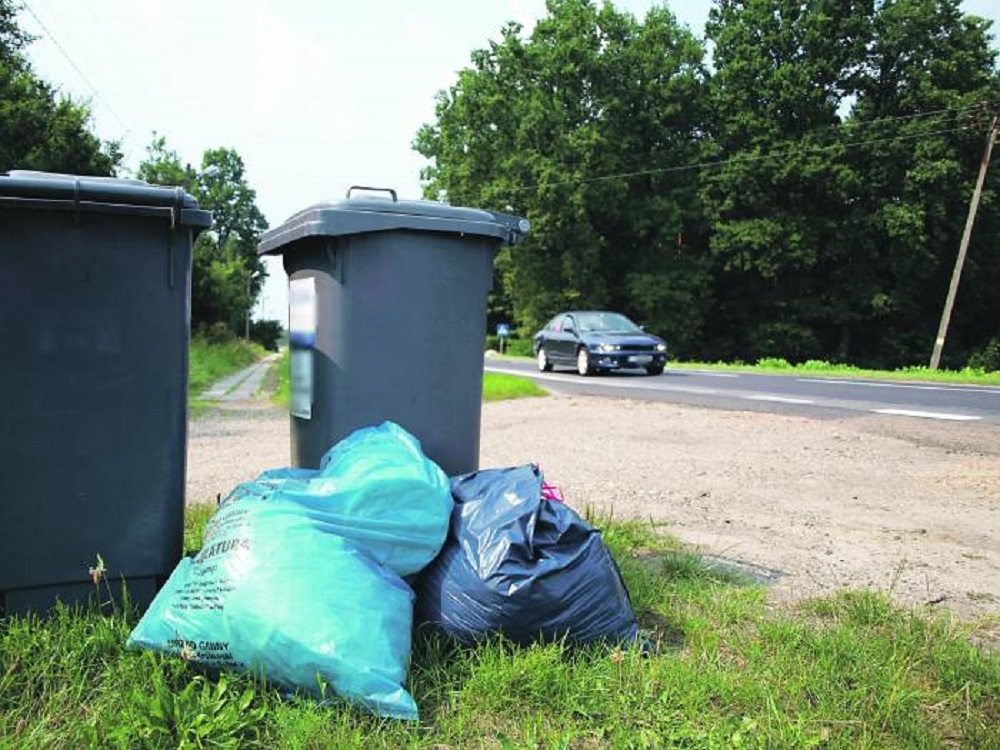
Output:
[{"left": 187, "top": 390, "right": 1000, "bottom": 626}]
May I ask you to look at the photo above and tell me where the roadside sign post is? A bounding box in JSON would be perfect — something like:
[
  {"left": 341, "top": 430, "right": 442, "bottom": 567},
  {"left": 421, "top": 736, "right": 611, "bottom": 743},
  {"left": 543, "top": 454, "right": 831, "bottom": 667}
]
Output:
[{"left": 497, "top": 323, "right": 510, "bottom": 355}]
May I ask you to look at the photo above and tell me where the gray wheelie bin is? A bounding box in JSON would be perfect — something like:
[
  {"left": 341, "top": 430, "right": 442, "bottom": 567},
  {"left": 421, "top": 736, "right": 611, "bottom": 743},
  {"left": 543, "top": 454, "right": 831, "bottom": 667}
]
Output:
[
  {"left": 258, "top": 187, "right": 528, "bottom": 476},
  {"left": 0, "top": 171, "right": 211, "bottom": 616}
]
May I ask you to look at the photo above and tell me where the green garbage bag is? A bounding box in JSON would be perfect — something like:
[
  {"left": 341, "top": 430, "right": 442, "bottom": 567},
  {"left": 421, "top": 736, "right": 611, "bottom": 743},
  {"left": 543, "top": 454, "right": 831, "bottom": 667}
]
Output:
[{"left": 128, "top": 422, "right": 451, "bottom": 720}]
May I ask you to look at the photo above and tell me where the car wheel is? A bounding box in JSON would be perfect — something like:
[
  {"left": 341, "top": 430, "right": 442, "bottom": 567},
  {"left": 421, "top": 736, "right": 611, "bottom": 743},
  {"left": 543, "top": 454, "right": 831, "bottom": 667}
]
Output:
[
  {"left": 646, "top": 364, "right": 665, "bottom": 376},
  {"left": 537, "top": 347, "right": 553, "bottom": 372},
  {"left": 576, "top": 347, "right": 592, "bottom": 376}
]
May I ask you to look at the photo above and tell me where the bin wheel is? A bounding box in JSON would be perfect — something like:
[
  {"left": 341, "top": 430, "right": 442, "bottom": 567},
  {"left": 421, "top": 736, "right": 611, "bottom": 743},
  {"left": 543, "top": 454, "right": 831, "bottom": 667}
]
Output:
[{"left": 537, "top": 348, "right": 553, "bottom": 372}]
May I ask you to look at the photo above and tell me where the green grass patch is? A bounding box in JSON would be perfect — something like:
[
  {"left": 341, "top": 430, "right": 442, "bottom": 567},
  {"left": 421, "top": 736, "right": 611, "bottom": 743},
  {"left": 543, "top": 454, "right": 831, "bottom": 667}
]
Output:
[
  {"left": 270, "top": 347, "right": 291, "bottom": 409},
  {"left": 184, "top": 502, "right": 216, "bottom": 553},
  {"left": 483, "top": 372, "right": 548, "bottom": 402},
  {"left": 674, "top": 358, "right": 1000, "bottom": 386},
  {"left": 3, "top": 512, "right": 998, "bottom": 749}
]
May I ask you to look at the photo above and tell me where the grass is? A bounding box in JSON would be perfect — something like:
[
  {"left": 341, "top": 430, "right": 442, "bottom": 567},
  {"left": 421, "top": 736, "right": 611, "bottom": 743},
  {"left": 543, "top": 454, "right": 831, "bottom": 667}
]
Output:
[
  {"left": 271, "top": 346, "right": 291, "bottom": 408},
  {"left": 188, "top": 335, "right": 267, "bottom": 412},
  {"left": 674, "top": 357, "right": 1000, "bottom": 387},
  {"left": 482, "top": 372, "right": 547, "bottom": 402},
  {"left": 2, "top": 511, "right": 997, "bottom": 748},
  {"left": 269, "top": 348, "right": 547, "bottom": 410},
  {"left": 6, "top": 343, "right": 989, "bottom": 745}
]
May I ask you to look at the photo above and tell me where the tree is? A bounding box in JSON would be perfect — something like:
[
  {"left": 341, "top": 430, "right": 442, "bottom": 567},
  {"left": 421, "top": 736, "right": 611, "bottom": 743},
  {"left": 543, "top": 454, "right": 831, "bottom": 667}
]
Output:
[
  {"left": 701, "top": 0, "right": 873, "bottom": 362},
  {"left": 414, "top": 0, "right": 713, "bottom": 354},
  {"left": 137, "top": 137, "right": 269, "bottom": 336},
  {"left": 701, "top": 0, "right": 999, "bottom": 367},
  {"left": 1, "top": 0, "right": 30, "bottom": 67},
  {"left": 848, "top": 0, "right": 1000, "bottom": 368},
  {"left": 0, "top": 0, "right": 121, "bottom": 176}
]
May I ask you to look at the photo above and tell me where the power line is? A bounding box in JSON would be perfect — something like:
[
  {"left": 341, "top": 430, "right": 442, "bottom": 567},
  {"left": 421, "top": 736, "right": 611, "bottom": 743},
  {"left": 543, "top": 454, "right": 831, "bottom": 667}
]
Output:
[
  {"left": 796, "top": 102, "right": 986, "bottom": 138},
  {"left": 512, "top": 118, "right": 982, "bottom": 194},
  {"left": 21, "top": 1, "right": 130, "bottom": 135}
]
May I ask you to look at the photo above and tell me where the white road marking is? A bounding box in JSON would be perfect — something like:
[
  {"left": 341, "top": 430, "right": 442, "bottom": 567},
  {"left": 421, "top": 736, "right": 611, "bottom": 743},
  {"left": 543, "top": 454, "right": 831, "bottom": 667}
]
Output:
[
  {"left": 871, "top": 408, "right": 981, "bottom": 422},
  {"left": 484, "top": 364, "right": 995, "bottom": 421},
  {"left": 673, "top": 369, "right": 740, "bottom": 378},
  {"left": 747, "top": 395, "right": 815, "bottom": 405},
  {"left": 802, "top": 378, "right": 1000, "bottom": 395}
]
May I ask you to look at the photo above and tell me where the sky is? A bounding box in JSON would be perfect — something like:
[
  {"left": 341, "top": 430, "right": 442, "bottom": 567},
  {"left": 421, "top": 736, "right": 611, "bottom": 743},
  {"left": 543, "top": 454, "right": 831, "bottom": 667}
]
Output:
[{"left": 16, "top": 0, "right": 1000, "bottom": 325}]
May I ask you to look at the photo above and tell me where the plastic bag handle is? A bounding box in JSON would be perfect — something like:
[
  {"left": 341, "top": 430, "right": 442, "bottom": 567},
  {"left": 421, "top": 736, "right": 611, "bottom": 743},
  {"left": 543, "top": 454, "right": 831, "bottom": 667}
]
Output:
[{"left": 346, "top": 186, "right": 398, "bottom": 202}]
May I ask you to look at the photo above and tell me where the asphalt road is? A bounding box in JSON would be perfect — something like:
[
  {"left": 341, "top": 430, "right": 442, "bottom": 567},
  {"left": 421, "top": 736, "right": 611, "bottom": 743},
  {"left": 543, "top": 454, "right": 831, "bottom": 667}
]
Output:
[{"left": 485, "top": 358, "right": 1000, "bottom": 424}]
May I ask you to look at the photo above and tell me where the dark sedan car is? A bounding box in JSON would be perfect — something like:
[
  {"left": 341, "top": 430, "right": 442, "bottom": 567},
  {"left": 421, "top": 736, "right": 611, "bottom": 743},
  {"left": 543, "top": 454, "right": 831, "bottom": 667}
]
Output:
[{"left": 532, "top": 311, "right": 668, "bottom": 376}]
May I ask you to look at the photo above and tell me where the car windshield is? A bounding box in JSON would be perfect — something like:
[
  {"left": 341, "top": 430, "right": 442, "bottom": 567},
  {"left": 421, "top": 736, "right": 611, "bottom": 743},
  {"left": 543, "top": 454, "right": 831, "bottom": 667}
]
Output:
[{"left": 574, "top": 312, "right": 641, "bottom": 333}]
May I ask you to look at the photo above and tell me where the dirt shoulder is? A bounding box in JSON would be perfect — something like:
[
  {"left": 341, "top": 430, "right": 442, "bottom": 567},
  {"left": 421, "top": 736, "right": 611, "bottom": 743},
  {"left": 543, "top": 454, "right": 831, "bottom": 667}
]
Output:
[{"left": 187, "top": 394, "right": 1000, "bottom": 626}]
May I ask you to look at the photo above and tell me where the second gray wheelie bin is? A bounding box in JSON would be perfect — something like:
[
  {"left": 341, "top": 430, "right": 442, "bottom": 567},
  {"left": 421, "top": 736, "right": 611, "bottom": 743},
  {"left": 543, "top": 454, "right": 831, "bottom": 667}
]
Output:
[{"left": 258, "top": 187, "right": 528, "bottom": 476}]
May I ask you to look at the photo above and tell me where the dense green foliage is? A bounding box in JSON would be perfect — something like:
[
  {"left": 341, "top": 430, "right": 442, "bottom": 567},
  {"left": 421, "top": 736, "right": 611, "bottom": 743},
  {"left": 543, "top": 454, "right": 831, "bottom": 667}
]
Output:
[
  {"left": 2, "top": 514, "right": 997, "bottom": 748},
  {"left": 703, "top": 0, "right": 1000, "bottom": 367},
  {"left": 416, "top": 0, "right": 1000, "bottom": 370},
  {"left": 249, "top": 319, "right": 283, "bottom": 352},
  {"left": 416, "top": 0, "right": 713, "bottom": 357},
  {"left": 0, "top": 0, "right": 120, "bottom": 175},
  {"left": 137, "top": 137, "right": 270, "bottom": 337}
]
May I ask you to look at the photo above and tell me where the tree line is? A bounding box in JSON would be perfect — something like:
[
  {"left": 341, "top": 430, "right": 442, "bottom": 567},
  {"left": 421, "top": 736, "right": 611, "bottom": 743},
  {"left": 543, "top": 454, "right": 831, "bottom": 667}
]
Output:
[
  {"left": 415, "top": 0, "right": 1000, "bottom": 370},
  {"left": 1, "top": 0, "right": 273, "bottom": 346},
  {"left": 6, "top": 0, "right": 998, "bottom": 368}
]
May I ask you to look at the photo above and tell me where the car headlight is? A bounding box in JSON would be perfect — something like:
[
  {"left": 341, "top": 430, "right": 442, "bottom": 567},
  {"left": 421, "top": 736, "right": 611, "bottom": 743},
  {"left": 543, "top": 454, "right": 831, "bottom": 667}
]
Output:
[
  {"left": 656, "top": 343, "right": 667, "bottom": 352},
  {"left": 595, "top": 344, "right": 619, "bottom": 352}
]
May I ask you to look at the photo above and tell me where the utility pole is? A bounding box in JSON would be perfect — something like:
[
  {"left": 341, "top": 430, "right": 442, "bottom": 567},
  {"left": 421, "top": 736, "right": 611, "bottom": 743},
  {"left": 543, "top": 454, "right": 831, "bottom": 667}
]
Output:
[
  {"left": 929, "top": 112, "right": 998, "bottom": 370},
  {"left": 245, "top": 272, "right": 257, "bottom": 342}
]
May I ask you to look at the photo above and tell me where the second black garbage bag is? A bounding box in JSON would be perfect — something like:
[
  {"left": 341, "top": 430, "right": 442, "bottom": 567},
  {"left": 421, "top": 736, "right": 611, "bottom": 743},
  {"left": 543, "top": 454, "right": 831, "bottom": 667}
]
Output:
[{"left": 416, "top": 465, "right": 639, "bottom": 646}]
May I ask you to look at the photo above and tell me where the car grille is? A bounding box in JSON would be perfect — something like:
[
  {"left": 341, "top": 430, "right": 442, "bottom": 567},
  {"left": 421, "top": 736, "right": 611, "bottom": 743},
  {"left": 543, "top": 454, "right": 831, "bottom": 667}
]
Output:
[{"left": 625, "top": 344, "right": 656, "bottom": 352}]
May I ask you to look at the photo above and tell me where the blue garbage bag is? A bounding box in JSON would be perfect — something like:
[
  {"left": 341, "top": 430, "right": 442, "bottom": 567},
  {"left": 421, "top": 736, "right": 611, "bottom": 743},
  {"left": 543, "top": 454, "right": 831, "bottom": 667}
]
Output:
[
  {"left": 415, "top": 465, "right": 639, "bottom": 646},
  {"left": 127, "top": 422, "right": 451, "bottom": 720}
]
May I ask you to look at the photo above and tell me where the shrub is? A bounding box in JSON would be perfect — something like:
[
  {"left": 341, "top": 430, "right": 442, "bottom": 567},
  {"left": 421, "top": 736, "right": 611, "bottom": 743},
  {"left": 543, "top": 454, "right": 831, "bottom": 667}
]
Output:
[
  {"left": 200, "top": 321, "right": 236, "bottom": 344},
  {"left": 250, "top": 319, "right": 283, "bottom": 352},
  {"left": 967, "top": 338, "right": 1000, "bottom": 373},
  {"left": 485, "top": 336, "right": 534, "bottom": 356},
  {"left": 505, "top": 338, "right": 534, "bottom": 357},
  {"left": 797, "top": 359, "right": 833, "bottom": 371},
  {"left": 756, "top": 357, "right": 791, "bottom": 369},
  {"left": 748, "top": 321, "right": 823, "bottom": 363}
]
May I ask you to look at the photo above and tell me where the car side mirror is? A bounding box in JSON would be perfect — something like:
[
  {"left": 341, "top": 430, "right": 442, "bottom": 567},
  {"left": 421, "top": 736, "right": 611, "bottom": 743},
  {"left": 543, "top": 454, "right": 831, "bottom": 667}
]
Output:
[{"left": 564, "top": 325, "right": 575, "bottom": 335}]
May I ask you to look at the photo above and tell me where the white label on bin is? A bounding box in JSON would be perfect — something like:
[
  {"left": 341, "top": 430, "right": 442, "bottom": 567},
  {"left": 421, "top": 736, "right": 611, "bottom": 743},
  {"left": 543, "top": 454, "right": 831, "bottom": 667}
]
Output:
[
  {"left": 290, "top": 348, "right": 313, "bottom": 420},
  {"left": 289, "top": 277, "right": 317, "bottom": 348}
]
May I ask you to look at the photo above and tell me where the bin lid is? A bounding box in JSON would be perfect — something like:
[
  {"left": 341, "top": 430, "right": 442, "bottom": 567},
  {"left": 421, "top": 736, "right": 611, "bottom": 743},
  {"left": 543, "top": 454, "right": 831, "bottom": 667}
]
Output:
[
  {"left": 258, "top": 188, "right": 529, "bottom": 256},
  {"left": 0, "top": 170, "right": 212, "bottom": 228}
]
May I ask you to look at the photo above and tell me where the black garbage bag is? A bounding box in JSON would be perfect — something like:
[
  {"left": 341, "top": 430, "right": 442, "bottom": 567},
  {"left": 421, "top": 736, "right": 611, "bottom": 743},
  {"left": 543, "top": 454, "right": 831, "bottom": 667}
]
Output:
[{"left": 415, "top": 465, "right": 639, "bottom": 646}]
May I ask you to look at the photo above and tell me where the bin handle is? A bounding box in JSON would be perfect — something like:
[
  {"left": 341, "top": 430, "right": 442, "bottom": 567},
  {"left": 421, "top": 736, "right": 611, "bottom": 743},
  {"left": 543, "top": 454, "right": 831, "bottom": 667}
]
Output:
[{"left": 346, "top": 185, "right": 398, "bottom": 202}]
